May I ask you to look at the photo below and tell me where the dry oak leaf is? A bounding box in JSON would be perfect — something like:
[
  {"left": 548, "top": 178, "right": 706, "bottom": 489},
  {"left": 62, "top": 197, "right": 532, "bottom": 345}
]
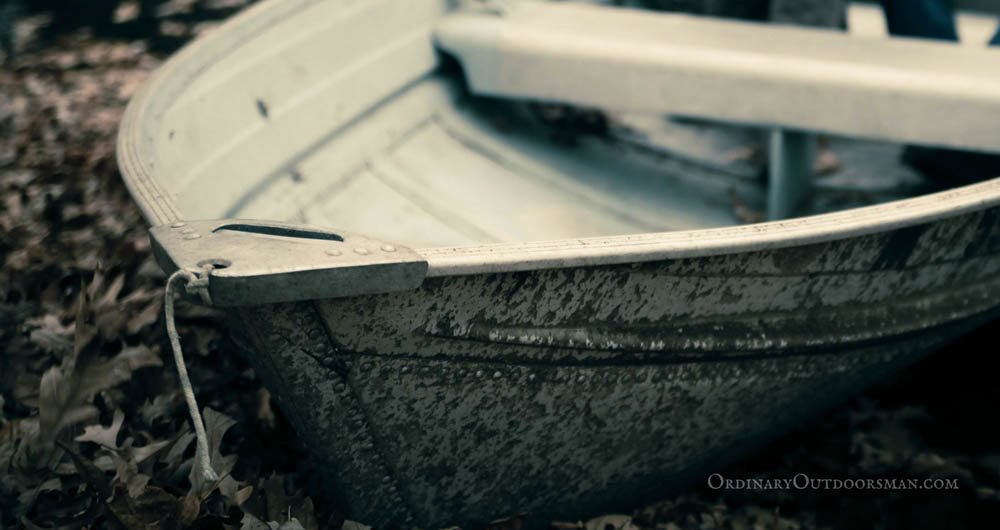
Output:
[{"left": 14, "top": 289, "right": 161, "bottom": 471}]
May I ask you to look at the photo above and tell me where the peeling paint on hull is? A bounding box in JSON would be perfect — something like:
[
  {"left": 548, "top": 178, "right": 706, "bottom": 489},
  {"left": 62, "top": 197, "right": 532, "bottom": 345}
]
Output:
[{"left": 232, "top": 207, "right": 1000, "bottom": 527}]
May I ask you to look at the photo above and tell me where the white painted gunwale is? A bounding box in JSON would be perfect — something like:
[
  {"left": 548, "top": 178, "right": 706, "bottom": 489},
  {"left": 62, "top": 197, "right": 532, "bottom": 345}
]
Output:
[{"left": 116, "top": 0, "right": 1000, "bottom": 279}]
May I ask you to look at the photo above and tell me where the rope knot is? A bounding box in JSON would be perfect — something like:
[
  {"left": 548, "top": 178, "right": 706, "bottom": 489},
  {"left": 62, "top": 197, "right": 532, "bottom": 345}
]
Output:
[{"left": 171, "top": 266, "right": 214, "bottom": 306}]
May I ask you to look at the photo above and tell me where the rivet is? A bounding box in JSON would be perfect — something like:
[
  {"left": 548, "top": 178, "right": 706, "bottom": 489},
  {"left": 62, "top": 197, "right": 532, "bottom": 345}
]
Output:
[
  {"left": 475, "top": 370, "right": 484, "bottom": 378},
  {"left": 492, "top": 371, "right": 502, "bottom": 379},
  {"left": 354, "top": 247, "right": 370, "bottom": 255},
  {"left": 401, "top": 366, "right": 411, "bottom": 374},
  {"left": 528, "top": 374, "right": 537, "bottom": 382},
  {"left": 326, "top": 249, "right": 342, "bottom": 256},
  {"left": 381, "top": 244, "right": 397, "bottom": 252},
  {"left": 183, "top": 234, "right": 201, "bottom": 240},
  {"left": 170, "top": 221, "right": 186, "bottom": 228},
  {"left": 577, "top": 375, "right": 587, "bottom": 383}
]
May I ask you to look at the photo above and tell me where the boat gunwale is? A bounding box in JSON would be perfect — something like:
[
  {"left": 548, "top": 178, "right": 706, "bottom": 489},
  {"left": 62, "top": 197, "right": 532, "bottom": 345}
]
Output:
[{"left": 116, "top": 0, "right": 1000, "bottom": 280}]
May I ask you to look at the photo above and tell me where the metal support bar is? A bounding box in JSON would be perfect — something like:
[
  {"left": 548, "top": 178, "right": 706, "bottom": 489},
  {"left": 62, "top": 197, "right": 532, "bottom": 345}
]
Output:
[{"left": 767, "top": 129, "right": 815, "bottom": 220}]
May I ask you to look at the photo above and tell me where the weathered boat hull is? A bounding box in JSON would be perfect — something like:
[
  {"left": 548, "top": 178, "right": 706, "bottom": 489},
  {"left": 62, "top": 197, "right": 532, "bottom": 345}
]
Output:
[
  {"left": 236, "top": 309, "right": 989, "bottom": 526},
  {"left": 232, "top": 207, "right": 998, "bottom": 526},
  {"left": 114, "top": 0, "right": 1000, "bottom": 526}
]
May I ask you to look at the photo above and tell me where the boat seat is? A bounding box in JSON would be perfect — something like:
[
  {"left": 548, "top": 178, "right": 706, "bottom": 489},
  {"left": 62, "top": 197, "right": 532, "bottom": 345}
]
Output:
[{"left": 435, "top": 1, "right": 1000, "bottom": 219}]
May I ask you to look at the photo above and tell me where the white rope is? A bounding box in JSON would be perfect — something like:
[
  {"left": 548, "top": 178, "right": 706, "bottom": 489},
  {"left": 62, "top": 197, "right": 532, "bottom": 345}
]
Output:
[{"left": 165, "top": 269, "right": 219, "bottom": 484}]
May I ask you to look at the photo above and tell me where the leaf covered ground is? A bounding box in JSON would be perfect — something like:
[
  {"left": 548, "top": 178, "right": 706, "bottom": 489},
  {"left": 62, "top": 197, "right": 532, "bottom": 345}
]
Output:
[{"left": 1, "top": 2, "right": 999, "bottom": 529}]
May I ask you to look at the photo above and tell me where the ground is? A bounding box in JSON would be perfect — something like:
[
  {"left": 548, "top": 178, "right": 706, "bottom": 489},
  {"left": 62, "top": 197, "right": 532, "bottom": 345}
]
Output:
[{"left": 1, "top": 2, "right": 999, "bottom": 529}]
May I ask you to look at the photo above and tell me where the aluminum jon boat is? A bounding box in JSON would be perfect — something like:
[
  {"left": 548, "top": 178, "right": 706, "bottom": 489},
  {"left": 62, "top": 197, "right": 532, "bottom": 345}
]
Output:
[{"left": 117, "top": 0, "right": 1000, "bottom": 526}]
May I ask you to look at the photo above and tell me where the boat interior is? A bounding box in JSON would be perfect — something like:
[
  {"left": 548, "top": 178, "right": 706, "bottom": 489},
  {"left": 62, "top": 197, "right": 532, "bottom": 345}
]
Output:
[{"left": 142, "top": 0, "right": 997, "bottom": 248}]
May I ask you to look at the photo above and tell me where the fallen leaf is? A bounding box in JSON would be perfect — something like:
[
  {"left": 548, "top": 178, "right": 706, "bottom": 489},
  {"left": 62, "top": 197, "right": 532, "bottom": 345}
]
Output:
[
  {"left": 584, "top": 515, "right": 638, "bottom": 530},
  {"left": 26, "top": 314, "right": 74, "bottom": 354},
  {"left": 57, "top": 439, "right": 113, "bottom": 500},
  {"left": 188, "top": 407, "right": 237, "bottom": 496},
  {"left": 75, "top": 408, "right": 125, "bottom": 449},
  {"left": 107, "top": 483, "right": 183, "bottom": 530}
]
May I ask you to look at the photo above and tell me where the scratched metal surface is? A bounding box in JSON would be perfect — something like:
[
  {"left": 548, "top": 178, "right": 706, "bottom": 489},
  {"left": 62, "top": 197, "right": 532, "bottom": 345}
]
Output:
[{"left": 230, "top": 206, "right": 1000, "bottom": 527}]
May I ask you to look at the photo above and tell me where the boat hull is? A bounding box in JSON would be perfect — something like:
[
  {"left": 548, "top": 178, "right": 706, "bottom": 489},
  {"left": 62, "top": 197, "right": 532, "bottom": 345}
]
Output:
[
  {"left": 111, "top": 0, "right": 1000, "bottom": 524},
  {"left": 231, "top": 206, "right": 1000, "bottom": 526}
]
